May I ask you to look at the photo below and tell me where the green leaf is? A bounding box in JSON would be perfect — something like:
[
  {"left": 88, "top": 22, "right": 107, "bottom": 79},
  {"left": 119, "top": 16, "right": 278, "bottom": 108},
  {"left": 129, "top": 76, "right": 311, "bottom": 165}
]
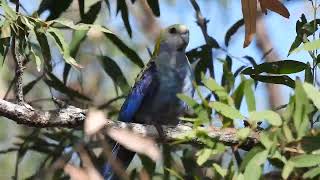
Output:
[
  {"left": 243, "top": 150, "right": 268, "bottom": 180},
  {"left": 301, "top": 136, "right": 320, "bottom": 153},
  {"left": 177, "top": 94, "right": 199, "bottom": 108},
  {"left": 44, "top": 72, "right": 91, "bottom": 101},
  {"left": 249, "top": 110, "right": 282, "bottom": 127},
  {"left": 304, "top": 62, "right": 313, "bottom": 83},
  {"left": 202, "top": 77, "right": 234, "bottom": 105},
  {"left": 244, "top": 162, "right": 262, "bottom": 180},
  {"left": 37, "top": 0, "right": 73, "bottom": 20},
  {"left": 240, "top": 146, "right": 264, "bottom": 171},
  {"left": 232, "top": 80, "right": 245, "bottom": 109},
  {"left": 292, "top": 39, "right": 320, "bottom": 54},
  {"left": 62, "top": 30, "right": 87, "bottom": 84},
  {"left": 303, "top": 83, "right": 320, "bottom": 109},
  {"left": 209, "top": 102, "right": 244, "bottom": 120},
  {"left": 244, "top": 79, "right": 256, "bottom": 112},
  {"left": 294, "top": 81, "right": 310, "bottom": 138},
  {"left": 34, "top": 28, "right": 52, "bottom": 71},
  {"left": 236, "top": 128, "right": 251, "bottom": 140},
  {"left": 164, "top": 168, "right": 184, "bottom": 180},
  {"left": 187, "top": 44, "right": 217, "bottom": 83},
  {"left": 30, "top": 46, "right": 41, "bottom": 72},
  {"left": 98, "top": 55, "right": 130, "bottom": 94},
  {"left": 237, "top": 174, "right": 245, "bottom": 180},
  {"left": 243, "top": 56, "right": 257, "bottom": 67},
  {"left": 47, "top": 28, "right": 81, "bottom": 68},
  {"left": 225, "top": 19, "right": 244, "bottom": 46},
  {"left": 282, "top": 161, "right": 294, "bottom": 179},
  {"left": 303, "top": 166, "right": 320, "bottom": 179},
  {"left": 146, "top": 0, "right": 160, "bottom": 16},
  {"left": 0, "top": 0, "right": 17, "bottom": 20},
  {"left": 0, "top": 37, "right": 10, "bottom": 64},
  {"left": 288, "top": 36, "right": 302, "bottom": 55},
  {"left": 290, "top": 154, "right": 320, "bottom": 167},
  {"left": 242, "top": 60, "right": 307, "bottom": 75},
  {"left": 282, "top": 124, "right": 293, "bottom": 142},
  {"left": 196, "top": 148, "right": 213, "bottom": 165},
  {"left": 259, "top": 132, "right": 273, "bottom": 149},
  {"left": 116, "top": 0, "right": 132, "bottom": 37},
  {"left": 221, "top": 56, "right": 234, "bottom": 93},
  {"left": 104, "top": 33, "right": 144, "bottom": 68},
  {"left": 213, "top": 163, "right": 227, "bottom": 177},
  {"left": 80, "top": 1, "right": 102, "bottom": 24},
  {"left": 249, "top": 74, "right": 295, "bottom": 88}
]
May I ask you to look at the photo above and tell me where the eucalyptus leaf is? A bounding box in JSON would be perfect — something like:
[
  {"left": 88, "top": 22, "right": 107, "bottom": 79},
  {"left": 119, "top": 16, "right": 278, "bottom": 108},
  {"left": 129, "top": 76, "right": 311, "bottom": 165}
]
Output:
[
  {"left": 249, "top": 111, "right": 282, "bottom": 127},
  {"left": 303, "top": 166, "right": 320, "bottom": 179},
  {"left": 242, "top": 60, "right": 307, "bottom": 75},
  {"left": 225, "top": 19, "right": 244, "bottom": 46},
  {"left": 303, "top": 83, "right": 320, "bottom": 110},
  {"left": 117, "top": 0, "right": 132, "bottom": 37},
  {"left": 290, "top": 154, "right": 320, "bottom": 167},
  {"left": 249, "top": 74, "right": 295, "bottom": 88},
  {"left": 98, "top": 55, "right": 130, "bottom": 94},
  {"left": 209, "top": 102, "right": 244, "bottom": 120},
  {"left": 292, "top": 39, "right": 320, "bottom": 54},
  {"left": 146, "top": 0, "right": 160, "bottom": 16}
]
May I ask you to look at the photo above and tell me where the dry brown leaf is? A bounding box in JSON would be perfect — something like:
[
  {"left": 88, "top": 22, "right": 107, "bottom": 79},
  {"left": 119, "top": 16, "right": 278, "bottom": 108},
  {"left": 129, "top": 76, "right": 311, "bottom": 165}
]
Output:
[
  {"left": 107, "top": 128, "right": 162, "bottom": 161},
  {"left": 64, "top": 164, "right": 103, "bottom": 180},
  {"left": 64, "top": 145, "right": 104, "bottom": 180},
  {"left": 64, "top": 164, "right": 89, "bottom": 180},
  {"left": 85, "top": 109, "right": 107, "bottom": 135},
  {"left": 258, "top": 0, "right": 290, "bottom": 18},
  {"left": 259, "top": 0, "right": 267, "bottom": 14},
  {"left": 139, "top": 168, "right": 151, "bottom": 180},
  {"left": 241, "top": 0, "right": 257, "bottom": 47}
]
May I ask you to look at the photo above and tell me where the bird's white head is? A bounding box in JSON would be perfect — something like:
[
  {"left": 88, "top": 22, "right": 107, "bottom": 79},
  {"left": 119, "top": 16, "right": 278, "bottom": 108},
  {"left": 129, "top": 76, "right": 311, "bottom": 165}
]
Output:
[{"left": 153, "top": 24, "right": 190, "bottom": 56}]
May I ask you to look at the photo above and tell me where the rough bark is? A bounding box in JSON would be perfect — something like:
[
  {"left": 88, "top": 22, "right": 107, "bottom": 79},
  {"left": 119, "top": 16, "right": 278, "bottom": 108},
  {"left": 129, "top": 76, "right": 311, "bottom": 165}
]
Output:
[{"left": 0, "top": 98, "right": 259, "bottom": 150}]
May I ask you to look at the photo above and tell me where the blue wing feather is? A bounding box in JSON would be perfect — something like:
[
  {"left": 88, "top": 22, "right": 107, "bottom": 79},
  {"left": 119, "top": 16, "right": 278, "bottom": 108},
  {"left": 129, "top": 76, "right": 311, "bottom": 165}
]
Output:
[{"left": 118, "top": 62, "right": 157, "bottom": 122}]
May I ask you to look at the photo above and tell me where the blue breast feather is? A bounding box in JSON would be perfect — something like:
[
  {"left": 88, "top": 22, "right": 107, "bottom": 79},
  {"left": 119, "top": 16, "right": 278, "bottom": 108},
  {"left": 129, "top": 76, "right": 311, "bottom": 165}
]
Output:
[{"left": 118, "top": 62, "right": 158, "bottom": 122}]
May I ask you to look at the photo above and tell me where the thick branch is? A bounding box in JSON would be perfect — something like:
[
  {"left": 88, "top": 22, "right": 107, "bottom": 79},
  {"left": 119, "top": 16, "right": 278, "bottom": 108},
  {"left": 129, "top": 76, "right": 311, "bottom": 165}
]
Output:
[
  {"left": 0, "top": 98, "right": 86, "bottom": 127},
  {"left": 0, "top": 98, "right": 259, "bottom": 149}
]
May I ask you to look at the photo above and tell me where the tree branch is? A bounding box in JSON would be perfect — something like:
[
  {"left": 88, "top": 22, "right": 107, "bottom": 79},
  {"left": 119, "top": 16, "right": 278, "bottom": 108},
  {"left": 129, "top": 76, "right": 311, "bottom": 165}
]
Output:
[
  {"left": 0, "top": 98, "right": 259, "bottom": 149},
  {"left": 0, "top": 98, "right": 86, "bottom": 127},
  {"left": 0, "top": 99, "right": 259, "bottom": 150}
]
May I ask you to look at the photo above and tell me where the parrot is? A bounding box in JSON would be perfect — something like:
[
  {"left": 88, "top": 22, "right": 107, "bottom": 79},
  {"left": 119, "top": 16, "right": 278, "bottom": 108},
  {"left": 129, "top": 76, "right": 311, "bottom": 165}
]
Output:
[{"left": 103, "top": 24, "right": 194, "bottom": 180}]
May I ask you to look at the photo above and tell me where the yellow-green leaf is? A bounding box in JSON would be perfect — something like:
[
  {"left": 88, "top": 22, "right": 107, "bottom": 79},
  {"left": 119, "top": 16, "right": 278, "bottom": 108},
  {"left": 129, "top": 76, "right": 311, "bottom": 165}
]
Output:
[
  {"left": 249, "top": 110, "right": 282, "bottom": 126},
  {"left": 209, "top": 102, "right": 244, "bottom": 120},
  {"left": 303, "top": 83, "right": 320, "bottom": 109}
]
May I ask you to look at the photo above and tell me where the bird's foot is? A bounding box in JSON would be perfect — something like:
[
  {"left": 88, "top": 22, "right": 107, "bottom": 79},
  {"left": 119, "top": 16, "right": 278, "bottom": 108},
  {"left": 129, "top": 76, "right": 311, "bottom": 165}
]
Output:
[{"left": 154, "top": 124, "right": 166, "bottom": 143}]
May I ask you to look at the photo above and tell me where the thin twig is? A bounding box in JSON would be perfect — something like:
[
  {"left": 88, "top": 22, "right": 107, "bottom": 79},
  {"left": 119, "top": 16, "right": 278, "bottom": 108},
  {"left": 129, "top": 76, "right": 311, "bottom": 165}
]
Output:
[
  {"left": 189, "top": 0, "right": 215, "bottom": 79},
  {"left": 11, "top": 0, "right": 24, "bottom": 104},
  {"left": 189, "top": 0, "right": 210, "bottom": 43}
]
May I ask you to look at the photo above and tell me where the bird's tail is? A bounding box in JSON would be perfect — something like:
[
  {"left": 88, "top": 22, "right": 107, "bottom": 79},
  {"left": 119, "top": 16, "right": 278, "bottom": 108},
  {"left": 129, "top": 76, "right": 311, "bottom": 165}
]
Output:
[{"left": 102, "top": 143, "right": 135, "bottom": 180}]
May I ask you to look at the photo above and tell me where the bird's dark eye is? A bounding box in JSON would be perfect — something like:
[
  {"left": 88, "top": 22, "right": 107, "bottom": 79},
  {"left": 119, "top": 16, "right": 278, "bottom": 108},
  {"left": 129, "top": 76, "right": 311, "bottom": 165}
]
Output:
[{"left": 169, "top": 27, "right": 177, "bottom": 34}]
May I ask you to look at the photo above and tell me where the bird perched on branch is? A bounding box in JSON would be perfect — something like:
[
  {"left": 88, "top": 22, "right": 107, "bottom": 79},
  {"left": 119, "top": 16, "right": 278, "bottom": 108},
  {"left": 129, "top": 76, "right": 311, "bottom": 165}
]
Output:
[{"left": 103, "top": 24, "right": 194, "bottom": 180}]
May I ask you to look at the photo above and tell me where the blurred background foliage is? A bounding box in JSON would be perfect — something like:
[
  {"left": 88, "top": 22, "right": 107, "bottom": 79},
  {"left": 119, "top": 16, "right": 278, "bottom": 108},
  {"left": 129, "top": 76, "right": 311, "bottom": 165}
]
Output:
[{"left": 0, "top": 0, "right": 320, "bottom": 179}]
